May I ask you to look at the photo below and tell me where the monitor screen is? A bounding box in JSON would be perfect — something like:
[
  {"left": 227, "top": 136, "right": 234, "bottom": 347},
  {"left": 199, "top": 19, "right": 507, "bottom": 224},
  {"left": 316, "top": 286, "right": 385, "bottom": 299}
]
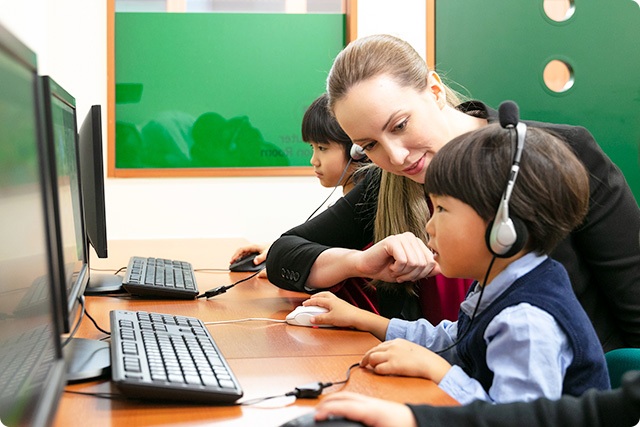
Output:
[
  {"left": 40, "top": 76, "right": 89, "bottom": 333},
  {"left": 0, "top": 24, "right": 66, "bottom": 427},
  {"left": 78, "top": 105, "right": 108, "bottom": 259}
]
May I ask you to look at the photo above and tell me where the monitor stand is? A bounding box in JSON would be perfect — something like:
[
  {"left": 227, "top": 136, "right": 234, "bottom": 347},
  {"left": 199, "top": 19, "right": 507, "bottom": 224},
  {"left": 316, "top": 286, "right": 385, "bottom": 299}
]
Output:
[
  {"left": 63, "top": 337, "right": 111, "bottom": 382},
  {"left": 84, "top": 273, "right": 125, "bottom": 295}
]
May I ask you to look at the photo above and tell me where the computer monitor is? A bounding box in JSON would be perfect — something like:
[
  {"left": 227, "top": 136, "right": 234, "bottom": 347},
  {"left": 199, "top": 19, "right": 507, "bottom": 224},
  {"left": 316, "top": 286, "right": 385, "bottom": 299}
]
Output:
[
  {"left": 78, "top": 105, "right": 108, "bottom": 258},
  {"left": 40, "top": 76, "right": 89, "bottom": 333},
  {"left": 0, "top": 23, "right": 66, "bottom": 427},
  {"left": 78, "top": 105, "right": 124, "bottom": 294},
  {"left": 40, "top": 86, "right": 114, "bottom": 381}
]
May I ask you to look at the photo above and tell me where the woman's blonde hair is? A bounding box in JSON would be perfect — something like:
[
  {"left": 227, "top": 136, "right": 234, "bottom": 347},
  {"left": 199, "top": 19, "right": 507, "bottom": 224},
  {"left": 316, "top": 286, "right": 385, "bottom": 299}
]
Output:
[{"left": 327, "top": 34, "right": 466, "bottom": 292}]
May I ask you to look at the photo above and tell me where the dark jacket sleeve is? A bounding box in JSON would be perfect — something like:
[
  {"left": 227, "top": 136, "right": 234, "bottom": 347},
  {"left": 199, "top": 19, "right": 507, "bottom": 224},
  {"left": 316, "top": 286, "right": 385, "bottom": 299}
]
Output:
[
  {"left": 265, "top": 170, "right": 377, "bottom": 293},
  {"left": 545, "top": 123, "right": 640, "bottom": 350},
  {"left": 409, "top": 370, "right": 640, "bottom": 427},
  {"left": 479, "top": 99, "right": 640, "bottom": 351}
]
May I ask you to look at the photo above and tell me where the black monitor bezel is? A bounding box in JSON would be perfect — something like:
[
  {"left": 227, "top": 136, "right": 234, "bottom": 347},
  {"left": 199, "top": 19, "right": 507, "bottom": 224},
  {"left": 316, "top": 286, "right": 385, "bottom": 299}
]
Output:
[
  {"left": 39, "top": 75, "right": 90, "bottom": 334},
  {"left": 78, "top": 105, "right": 108, "bottom": 259}
]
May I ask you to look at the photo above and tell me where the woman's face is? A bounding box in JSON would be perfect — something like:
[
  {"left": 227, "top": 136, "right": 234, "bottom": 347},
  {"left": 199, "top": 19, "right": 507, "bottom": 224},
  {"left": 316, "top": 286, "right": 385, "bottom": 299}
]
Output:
[
  {"left": 309, "top": 141, "right": 350, "bottom": 188},
  {"left": 333, "top": 73, "right": 453, "bottom": 184}
]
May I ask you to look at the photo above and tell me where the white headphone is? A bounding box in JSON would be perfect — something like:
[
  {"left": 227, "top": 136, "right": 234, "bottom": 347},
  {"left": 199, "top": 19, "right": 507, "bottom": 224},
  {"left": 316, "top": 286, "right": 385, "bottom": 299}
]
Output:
[
  {"left": 350, "top": 144, "right": 366, "bottom": 161},
  {"left": 486, "top": 101, "right": 528, "bottom": 258}
]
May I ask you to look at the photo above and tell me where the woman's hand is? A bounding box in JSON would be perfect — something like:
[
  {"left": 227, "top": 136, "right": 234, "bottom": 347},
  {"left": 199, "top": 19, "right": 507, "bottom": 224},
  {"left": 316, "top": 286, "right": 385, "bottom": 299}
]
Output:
[
  {"left": 355, "top": 232, "right": 440, "bottom": 283},
  {"left": 303, "top": 292, "right": 390, "bottom": 340},
  {"left": 230, "top": 243, "right": 270, "bottom": 278},
  {"left": 314, "top": 392, "right": 417, "bottom": 427},
  {"left": 360, "top": 339, "right": 452, "bottom": 384}
]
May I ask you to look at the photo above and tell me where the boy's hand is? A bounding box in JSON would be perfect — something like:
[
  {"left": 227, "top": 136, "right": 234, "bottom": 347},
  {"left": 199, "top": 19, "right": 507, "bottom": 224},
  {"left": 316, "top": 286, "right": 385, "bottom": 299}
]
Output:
[
  {"left": 360, "top": 339, "right": 452, "bottom": 384},
  {"left": 303, "top": 292, "right": 362, "bottom": 328},
  {"left": 303, "top": 292, "right": 390, "bottom": 340}
]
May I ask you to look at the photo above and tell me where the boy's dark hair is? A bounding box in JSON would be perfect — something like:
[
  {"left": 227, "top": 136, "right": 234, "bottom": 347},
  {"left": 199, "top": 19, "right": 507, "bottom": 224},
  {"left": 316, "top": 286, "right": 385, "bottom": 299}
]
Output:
[
  {"left": 424, "top": 124, "right": 589, "bottom": 255},
  {"left": 301, "top": 93, "right": 352, "bottom": 161}
]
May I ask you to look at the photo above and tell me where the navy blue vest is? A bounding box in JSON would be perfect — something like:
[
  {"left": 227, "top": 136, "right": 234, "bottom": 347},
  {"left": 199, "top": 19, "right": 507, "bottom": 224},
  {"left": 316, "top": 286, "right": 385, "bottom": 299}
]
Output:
[{"left": 456, "top": 258, "right": 610, "bottom": 396}]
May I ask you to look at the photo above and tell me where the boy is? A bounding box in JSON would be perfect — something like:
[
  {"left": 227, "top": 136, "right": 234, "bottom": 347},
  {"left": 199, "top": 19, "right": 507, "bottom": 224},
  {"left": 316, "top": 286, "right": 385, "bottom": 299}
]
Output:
[{"left": 303, "top": 122, "right": 610, "bottom": 404}]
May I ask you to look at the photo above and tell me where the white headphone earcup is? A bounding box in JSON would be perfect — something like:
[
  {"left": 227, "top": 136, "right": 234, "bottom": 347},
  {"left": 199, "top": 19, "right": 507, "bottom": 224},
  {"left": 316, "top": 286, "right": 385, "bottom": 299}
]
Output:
[
  {"left": 350, "top": 144, "right": 366, "bottom": 160},
  {"left": 486, "top": 216, "right": 528, "bottom": 258}
]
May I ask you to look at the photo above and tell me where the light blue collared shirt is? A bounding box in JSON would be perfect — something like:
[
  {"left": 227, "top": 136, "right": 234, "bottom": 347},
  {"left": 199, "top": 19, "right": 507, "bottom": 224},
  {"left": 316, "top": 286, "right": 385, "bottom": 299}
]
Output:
[{"left": 386, "top": 253, "right": 574, "bottom": 405}]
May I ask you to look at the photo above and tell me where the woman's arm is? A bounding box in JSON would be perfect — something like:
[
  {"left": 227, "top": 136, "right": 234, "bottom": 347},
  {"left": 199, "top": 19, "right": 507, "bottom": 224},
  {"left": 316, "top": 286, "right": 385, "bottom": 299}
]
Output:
[{"left": 266, "top": 171, "right": 376, "bottom": 292}]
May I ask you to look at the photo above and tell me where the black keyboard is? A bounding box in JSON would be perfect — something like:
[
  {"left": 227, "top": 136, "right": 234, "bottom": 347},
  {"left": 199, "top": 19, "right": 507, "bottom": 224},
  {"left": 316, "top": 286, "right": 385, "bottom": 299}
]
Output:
[
  {"left": 122, "top": 256, "right": 199, "bottom": 299},
  {"left": 110, "top": 310, "right": 243, "bottom": 403}
]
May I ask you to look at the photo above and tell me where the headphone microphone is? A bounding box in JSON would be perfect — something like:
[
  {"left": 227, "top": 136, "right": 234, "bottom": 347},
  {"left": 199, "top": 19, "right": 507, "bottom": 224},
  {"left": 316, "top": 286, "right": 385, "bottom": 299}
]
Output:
[
  {"left": 350, "top": 144, "right": 367, "bottom": 161},
  {"left": 485, "top": 100, "right": 528, "bottom": 258}
]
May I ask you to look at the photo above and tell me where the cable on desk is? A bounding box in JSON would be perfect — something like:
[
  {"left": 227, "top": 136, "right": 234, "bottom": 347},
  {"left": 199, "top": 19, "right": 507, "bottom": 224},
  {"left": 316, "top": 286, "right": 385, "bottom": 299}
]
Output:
[
  {"left": 204, "top": 318, "right": 286, "bottom": 325},
  {"left": 90, "top": 266, "right": 125, "bottom": 274},
  {"left": 84, "top": 306, "right": 111, "bottom": 335},
  {"left": 239, "top": 362, "right": 360, "bottom": 406},
  {"left": 64, "top": 390, "right": 129, "bottom": 400},
  {"left": 197, "top": 267, "right": 265, "bottom": 299},
  {"left": 62, "top": 296, "right": 86, "bottom": 348}
]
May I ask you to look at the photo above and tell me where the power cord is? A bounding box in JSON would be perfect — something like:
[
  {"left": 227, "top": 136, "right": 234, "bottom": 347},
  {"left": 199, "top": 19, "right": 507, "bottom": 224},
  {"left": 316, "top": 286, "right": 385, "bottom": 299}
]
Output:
[
  {"left": 197, "top": 267, "right": 265, "bottom": 299},
  {"left": 62, "top": 296, "right": 86, "bottom": 348},
  {"left": 84, "top": 305, "right": 111, "bottom": 336},
  {"left": 62, "top": 296, "right": 110, "bottom": 348}
]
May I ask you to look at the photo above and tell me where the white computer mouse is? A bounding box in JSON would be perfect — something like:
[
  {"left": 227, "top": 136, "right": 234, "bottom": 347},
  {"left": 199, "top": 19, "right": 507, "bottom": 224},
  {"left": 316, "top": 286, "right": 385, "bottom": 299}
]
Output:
[{"left": 285, "top": 305, "right": 332, "bottom": 327}]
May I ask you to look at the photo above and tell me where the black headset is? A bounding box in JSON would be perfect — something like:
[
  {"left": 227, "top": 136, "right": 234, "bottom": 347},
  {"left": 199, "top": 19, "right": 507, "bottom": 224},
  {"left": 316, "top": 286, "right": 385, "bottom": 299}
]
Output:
[{"left": 485, "top": 100, "right": 528, "bottom": 258}]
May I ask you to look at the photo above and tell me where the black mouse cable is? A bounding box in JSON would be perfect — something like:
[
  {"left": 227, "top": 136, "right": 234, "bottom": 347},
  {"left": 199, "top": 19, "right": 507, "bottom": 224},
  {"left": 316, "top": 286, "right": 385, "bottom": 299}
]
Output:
[
  {"left": 197, "top": 266, "right": 265, "bottom": 299},
  {"left": 239, "top": 362, "right": 360, "bottom": 406}
]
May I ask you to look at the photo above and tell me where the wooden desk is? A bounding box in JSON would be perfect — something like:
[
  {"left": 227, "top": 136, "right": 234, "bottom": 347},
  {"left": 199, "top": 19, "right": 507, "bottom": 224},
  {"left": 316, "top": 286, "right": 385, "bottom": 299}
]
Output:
[{"left": 53, "top": 239, "right": 458, "bottom": 426}]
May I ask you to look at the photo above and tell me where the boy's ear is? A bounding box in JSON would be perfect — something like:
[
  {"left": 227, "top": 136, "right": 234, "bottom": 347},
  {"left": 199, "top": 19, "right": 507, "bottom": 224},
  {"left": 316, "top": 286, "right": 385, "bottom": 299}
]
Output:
[{"left": 427, "top": 71, "right": 446, "bottom": 109}]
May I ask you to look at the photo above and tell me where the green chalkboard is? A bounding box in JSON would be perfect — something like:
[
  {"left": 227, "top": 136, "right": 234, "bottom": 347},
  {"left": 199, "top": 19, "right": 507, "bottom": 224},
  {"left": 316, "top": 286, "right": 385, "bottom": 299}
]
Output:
[
  {"left": 114, "top": 13, "right": 344, "bottom": 171},
  {"left": 435, "top": 0, "right": 640, "bottom": 202}
]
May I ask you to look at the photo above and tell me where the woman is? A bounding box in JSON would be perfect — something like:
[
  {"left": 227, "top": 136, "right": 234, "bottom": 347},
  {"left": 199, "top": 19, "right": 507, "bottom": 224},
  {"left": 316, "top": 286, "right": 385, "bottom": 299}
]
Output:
[{"left": 266, "top": 34, "right": 640, "bottom": 350}]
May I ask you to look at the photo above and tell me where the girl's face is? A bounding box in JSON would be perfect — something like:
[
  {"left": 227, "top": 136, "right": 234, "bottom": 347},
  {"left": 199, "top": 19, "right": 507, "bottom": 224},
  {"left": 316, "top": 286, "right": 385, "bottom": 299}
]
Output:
[
  {"left": 309, "top": 141, "right": 350, "bottom": 188},
  {"left": 426, "top": 195, "right": 492, "bottom": 282},
  {"left": 333, "top": 73, "right": 453, "bottom": 184}
]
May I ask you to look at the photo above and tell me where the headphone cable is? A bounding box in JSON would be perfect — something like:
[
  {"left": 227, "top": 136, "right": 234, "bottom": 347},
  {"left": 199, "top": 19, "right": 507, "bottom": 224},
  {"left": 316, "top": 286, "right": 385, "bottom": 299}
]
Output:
[
  {"left": 305, "top": 158, "right": 353, "bottom": 222},
  {"left": 436, "top": 255, "right": 497, "bottom": 355}
]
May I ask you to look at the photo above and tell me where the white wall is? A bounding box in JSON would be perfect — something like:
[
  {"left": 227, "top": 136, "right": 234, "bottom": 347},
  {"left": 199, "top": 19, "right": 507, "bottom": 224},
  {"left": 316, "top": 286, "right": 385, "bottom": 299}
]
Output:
[
  {"left": 0, "top": 1, "right": 424, "bottom": 246},
  {"left": 357, "top": 0, "right": 426, "bottom": 60}
]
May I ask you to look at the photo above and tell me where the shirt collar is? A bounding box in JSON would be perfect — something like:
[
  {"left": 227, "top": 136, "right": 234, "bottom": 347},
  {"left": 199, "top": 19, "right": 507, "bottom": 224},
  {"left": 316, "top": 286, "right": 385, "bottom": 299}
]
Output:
[{"left": 460, "top": 252, "right": 547, "bottom": 317}]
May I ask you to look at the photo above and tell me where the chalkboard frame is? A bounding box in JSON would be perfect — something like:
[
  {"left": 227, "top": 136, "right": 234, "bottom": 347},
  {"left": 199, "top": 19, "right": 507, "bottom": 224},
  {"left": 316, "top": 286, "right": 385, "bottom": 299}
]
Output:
[{"left": 106, "top": 0, "right": 358, "bottom": 178}]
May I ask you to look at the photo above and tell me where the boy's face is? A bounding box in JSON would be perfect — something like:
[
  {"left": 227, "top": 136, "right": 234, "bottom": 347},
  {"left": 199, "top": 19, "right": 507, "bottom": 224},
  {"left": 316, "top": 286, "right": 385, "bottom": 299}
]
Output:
[
  {"left": 309, "top": 141, "right": 350, "bottom": 188},
  {"left": 426, "top": 195, "right": 492, "bottom": 282}
]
